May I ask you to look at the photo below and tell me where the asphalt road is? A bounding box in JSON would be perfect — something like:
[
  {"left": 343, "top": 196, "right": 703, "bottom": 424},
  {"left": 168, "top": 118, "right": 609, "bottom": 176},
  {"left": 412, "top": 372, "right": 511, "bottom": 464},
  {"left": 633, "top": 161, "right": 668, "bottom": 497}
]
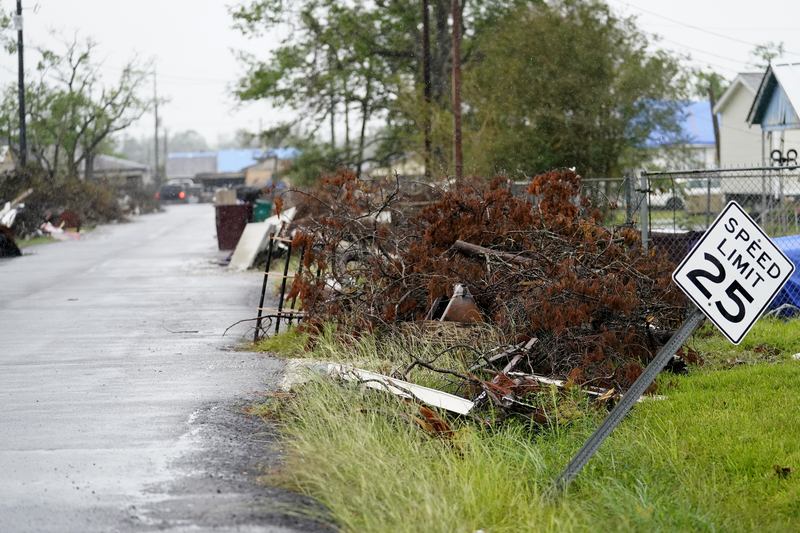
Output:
[{"left": 0, "top": 205, "right": 321, "bottom": 532}]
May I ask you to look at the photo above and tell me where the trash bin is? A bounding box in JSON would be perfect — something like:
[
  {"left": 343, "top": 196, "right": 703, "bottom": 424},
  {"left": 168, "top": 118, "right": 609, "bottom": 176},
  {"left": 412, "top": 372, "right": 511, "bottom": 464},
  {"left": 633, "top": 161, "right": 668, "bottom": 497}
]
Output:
[
  {"left": 215, "top": 203, "right": 252, "bottom": 250},
  {"left": 253, "top": 199, "right": 273, "bottom": 222}
]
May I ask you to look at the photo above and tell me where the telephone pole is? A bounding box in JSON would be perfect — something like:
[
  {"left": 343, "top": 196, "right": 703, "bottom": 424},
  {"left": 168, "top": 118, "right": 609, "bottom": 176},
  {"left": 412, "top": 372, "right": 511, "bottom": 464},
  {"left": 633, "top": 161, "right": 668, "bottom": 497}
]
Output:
[
  {"left": 421, "top": 0, "right": 432, "bottom": 180},
  {"left": 153, "top": 70, "right": 160, "bottom": 185},
  {"left": 451, "top": 0, "right": 463, "bottom": 183},
  {"left": 15, "top": 0, "right": 26, "bottom": 167}
]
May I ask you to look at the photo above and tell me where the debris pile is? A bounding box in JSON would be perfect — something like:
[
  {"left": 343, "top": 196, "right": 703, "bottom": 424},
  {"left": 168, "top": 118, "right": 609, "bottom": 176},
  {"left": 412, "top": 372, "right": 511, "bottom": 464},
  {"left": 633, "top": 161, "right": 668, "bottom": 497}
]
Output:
[{"left": 285, "top": 169, "right": 687, "bottom": 394}]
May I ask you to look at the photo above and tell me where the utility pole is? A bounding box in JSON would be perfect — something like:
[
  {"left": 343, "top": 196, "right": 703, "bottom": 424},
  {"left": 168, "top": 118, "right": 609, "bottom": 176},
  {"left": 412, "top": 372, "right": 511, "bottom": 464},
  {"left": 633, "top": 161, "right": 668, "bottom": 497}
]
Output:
[
  {"left": 153, "top": 70, "right": 160, "bottom": 186},
  {"left": 451, "top": 0, "right": 463, "bottom": 183},
  {"left": 163, "top": 126, "right": 168, "bottom": 181},
  {"left": 421, "top": 0, "right": 432, "bottom": 180},
  {"left": 15, "top": 0, "right": 26, "bottom": 167}
]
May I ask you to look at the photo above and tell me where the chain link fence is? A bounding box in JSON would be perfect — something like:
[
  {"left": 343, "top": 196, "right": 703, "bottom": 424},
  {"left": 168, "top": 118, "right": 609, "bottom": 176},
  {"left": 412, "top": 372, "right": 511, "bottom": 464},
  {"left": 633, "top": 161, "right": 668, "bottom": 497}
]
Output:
[{"left": 641, "top": 165, "right": 800, "bottom": 315}]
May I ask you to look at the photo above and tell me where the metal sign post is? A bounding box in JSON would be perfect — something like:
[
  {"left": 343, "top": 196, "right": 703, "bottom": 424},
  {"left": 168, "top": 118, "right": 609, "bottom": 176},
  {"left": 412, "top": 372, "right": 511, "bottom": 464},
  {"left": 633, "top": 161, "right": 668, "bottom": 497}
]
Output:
[
  {"left": 552, "top": 308, "right": 705, "bottom": 493},
  {"left": 553, "top": 200, "right": 795, "bottom": 494}
]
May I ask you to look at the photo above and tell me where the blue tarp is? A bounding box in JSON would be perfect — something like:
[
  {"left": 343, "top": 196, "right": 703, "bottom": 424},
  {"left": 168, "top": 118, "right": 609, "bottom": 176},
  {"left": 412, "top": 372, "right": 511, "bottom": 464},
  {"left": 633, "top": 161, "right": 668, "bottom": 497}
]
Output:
[
  {"left": 216, "top": 149, "right": 265, "bottom": 173},
  {"left": 769, "top": 235, "right": 800, "bottom": 311}
]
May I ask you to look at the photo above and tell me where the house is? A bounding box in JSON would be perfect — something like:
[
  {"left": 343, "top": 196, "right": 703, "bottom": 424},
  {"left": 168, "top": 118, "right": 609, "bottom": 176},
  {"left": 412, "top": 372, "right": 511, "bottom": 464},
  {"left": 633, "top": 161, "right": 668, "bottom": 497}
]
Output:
[
  {"left": 713, "top": 72, "right": 767, "bottom": 166},
  {"left": 244, "top": 147, "right": 300, "bottom": 187},
  {"left": 88, "top": 154, "right": 152, "bottom": 188},
  {"left": 647, "top": 100, "right": 717, "bottom": 169},
  {"left": 169, "top": 147, "right": 300, "bottom": 191},
  {"left": 747, "top": 63, "right": 800, "bottom": 163},
  {"left": 165, "top": 151, "right": 217, "bottom": 181}
]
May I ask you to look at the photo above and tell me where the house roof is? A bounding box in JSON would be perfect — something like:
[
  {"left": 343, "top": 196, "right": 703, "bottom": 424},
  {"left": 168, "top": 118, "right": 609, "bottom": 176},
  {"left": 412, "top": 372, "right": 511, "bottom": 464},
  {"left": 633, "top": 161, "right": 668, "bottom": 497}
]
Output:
[
  {"left": 713, "top": 71, "right": 764, "bottom": 115},
  {"left": 681, "top": 100, "right": 715, "bottom": 145},
  {"left": 264, "top": 147, "right": 301, "bottom": 160},
  {"left": 94, "top": 154, "right": 149, "bottom": 172},
  {"left": 216, "top": 148, "right": 264, "bottom": 173},
  {"left": 167, "top": 151, "right": 217, "bottom": 159},
  {"left": 747, "top": 63, "right": 800, "bottom": 130},
  {"left": 167, "top": 147, "right": 302, "bottom": 177},
  {"left": 647, "top": 100, "right": 715, "bottom": 147}
]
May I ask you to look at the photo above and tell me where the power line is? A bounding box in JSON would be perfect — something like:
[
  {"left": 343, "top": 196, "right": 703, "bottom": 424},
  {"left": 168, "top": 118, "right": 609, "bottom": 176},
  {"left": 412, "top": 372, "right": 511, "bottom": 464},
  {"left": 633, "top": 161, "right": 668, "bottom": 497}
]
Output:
[{"left": 611, "top": 0, "right": 800, "bottom": 58}]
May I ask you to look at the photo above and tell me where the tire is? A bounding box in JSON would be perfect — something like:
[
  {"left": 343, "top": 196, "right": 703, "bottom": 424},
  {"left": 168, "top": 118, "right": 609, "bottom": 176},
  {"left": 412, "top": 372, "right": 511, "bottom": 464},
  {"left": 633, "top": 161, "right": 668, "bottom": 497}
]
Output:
[{"left": 665, "top": 197, "right": 684, "bottom": 210}]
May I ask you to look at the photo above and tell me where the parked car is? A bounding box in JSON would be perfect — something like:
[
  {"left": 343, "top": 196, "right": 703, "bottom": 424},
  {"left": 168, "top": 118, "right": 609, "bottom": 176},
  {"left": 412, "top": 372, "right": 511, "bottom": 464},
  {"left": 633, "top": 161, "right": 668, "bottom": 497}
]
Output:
[
  {"left": 156, "top": 182, "right": 204, "bottom": 203},
  {"left": 650, "top": 178, "right": 723, "bottom": 213},
  {"left": 156, "top": 183, "right": 188, "bottom": 203}
]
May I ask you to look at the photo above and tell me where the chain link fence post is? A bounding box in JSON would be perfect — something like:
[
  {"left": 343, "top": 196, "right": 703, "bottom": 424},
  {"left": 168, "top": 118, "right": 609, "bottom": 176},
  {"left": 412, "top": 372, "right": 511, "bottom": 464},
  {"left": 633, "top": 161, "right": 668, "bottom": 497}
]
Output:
[{"left": 638, "top": 169, "right": 649, "bottom": 252}]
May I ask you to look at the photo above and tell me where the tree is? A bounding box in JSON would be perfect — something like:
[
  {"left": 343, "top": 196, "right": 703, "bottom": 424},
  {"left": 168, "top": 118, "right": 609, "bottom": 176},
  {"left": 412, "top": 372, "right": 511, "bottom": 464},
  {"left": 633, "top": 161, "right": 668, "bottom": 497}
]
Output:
[
  {"left": 0, "top": 35, "right": 150, "bottom": 180},
  {"left": 231, "top": 0, "right": 524, "bottom": 179},
  {"left": 463, "top": 0, "right": 687, "bottom": 178},
  {"left": 751, "top": 41, "right": 785, "bottom": 69},
  {"left": 694, "top": 69, "right": 728, "bottom": 167},
  {"left": 169, "top": 129, "right": 209, "bottom": 152}
]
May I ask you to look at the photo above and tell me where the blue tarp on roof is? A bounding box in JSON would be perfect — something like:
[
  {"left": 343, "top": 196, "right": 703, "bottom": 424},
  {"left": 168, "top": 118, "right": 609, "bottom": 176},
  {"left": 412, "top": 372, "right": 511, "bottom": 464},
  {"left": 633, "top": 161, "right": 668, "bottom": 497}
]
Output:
[
  {"left": 167, "top": 147, "right": 302, "bottom": 173},
  {"left": 646, "top": 100, "right": 715, "bottom": 148},
  {"left": 264, "top": 147, "right": 301, "bottom": 160},
  {"left": 216, "top": 149, "right": 264, "bottom": 173}
]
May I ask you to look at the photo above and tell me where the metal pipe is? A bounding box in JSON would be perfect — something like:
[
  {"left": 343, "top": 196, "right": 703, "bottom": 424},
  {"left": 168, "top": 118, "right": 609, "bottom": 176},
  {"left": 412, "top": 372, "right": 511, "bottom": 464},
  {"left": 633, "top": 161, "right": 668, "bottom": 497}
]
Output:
[
  {"left": 275, "top": 242, "right": 293, "bottom": 335},
  {"left": 253, "top": 234, "right": 275, "bottom": 342},
  {"left": 286, "top": 244, "right": 306, "bottom": 328},
  {"left": 16, "top": 0, "right": 26, "bottom": 167}
]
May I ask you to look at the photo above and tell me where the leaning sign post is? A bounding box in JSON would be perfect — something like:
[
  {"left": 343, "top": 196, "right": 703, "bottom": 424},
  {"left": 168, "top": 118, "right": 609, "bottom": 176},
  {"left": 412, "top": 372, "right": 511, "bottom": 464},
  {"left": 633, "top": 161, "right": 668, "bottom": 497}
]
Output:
[{"left": 553, "top": 201, "right": 795, "bottom": 493}]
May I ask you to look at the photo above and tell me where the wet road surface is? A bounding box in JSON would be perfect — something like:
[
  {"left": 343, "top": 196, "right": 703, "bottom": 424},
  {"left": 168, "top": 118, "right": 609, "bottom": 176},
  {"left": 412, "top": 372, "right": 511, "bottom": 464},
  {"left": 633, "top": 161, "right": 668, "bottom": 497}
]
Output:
[{"left": 0, "top": 205, "right": 321, "bottom": 532}]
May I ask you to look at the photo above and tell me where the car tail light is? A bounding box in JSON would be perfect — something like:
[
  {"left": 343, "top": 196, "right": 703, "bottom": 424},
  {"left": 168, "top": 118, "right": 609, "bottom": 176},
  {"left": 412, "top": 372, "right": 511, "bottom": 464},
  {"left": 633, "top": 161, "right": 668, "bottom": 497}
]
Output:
[{"left": 178, "top": 191, "right": 186, "bottom": 199}]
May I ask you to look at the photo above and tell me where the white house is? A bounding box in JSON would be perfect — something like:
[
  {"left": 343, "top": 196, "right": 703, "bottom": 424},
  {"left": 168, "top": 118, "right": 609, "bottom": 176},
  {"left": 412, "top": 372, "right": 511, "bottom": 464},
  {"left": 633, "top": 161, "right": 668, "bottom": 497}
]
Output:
[
  {"left": 715, "top": 67, "right": 800, "bottom": 167},
  {"left": 747, "top": 63, "right": 800, "bottom": 164},
  {"left": 713, "top": 72, "right": 765, "bottom": 167}
]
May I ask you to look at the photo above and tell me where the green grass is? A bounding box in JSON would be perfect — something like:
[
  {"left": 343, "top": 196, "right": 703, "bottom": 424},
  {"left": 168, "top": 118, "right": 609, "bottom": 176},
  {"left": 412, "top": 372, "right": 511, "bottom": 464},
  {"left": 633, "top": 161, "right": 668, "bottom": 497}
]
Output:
[
  {"left": 258, "top": 318, "right": 800, "bottom": 532},
  {"left": 252, "top": 328, "right": 310, "bottom": 358},
  {"left": 690, "top": 317, "right": 800, "bottom": 368},
  {"left": 275, "top": 362, "right": 800, "bottom": 532},
  {"left": 17, "top": 235, "right": 55, "bottom": 248}
]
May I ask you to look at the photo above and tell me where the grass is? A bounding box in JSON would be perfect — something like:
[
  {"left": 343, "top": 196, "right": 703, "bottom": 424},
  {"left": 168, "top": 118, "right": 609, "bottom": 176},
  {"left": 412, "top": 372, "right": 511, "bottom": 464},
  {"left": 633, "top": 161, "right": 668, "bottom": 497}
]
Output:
[
  {"left": 17, "top": 235, "right": 55, "bottom": 248},
  {"left": 689, "top": 317, "right": 800, "bottom": 368},
  {"left": 256, "top": 319, "right": 800, "bottom": 532},
  {"left": 252, "top": 328, "right": 309, "bottom": 358}
]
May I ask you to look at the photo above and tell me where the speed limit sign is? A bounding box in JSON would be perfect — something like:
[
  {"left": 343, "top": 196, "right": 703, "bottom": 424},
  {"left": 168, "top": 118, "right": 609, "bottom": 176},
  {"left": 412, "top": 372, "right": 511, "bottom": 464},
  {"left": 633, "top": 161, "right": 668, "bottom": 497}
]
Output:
[{"left": 672, "top": 201, "right": 795, "bottom": 344}]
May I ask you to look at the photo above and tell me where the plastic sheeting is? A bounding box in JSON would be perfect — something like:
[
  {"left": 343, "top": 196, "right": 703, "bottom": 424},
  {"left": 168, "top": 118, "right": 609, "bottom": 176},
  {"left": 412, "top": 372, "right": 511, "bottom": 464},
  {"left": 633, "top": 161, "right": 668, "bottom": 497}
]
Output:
[{"left": 769, "top": 235, "right": 800, "bottom": 311}]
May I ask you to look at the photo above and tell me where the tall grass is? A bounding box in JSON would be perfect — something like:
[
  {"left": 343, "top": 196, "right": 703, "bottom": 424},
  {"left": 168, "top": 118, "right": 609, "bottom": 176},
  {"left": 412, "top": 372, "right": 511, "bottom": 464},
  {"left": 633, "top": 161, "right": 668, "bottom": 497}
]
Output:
[{"left": 260, "top": 318, "right": 800, "bottom": 532}]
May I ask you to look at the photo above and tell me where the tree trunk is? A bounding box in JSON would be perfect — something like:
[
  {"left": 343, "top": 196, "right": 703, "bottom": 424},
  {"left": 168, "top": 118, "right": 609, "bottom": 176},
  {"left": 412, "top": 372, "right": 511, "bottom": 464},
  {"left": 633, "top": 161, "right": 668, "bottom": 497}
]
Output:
[
  {"left": 357, "top": 70, "right": 373, "bottom": 179},
  {"left": 421, "top": 0, "right": 432, "bottom": 179},
  {"left": 85, "top": 151, "right": 95, "bottom": 181},
  {"left": 708, "top": 86, "right": 720, "bottom": 167},
  {"left": 451, "top": 0, "right": 463, "bottom": 183}
]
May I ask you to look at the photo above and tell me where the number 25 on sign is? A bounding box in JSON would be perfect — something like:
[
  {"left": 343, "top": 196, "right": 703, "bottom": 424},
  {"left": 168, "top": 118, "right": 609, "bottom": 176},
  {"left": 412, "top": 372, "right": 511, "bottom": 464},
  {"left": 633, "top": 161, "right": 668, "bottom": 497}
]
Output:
[{"left": 672, "top": 201, "right": 795, "bottom": 344}]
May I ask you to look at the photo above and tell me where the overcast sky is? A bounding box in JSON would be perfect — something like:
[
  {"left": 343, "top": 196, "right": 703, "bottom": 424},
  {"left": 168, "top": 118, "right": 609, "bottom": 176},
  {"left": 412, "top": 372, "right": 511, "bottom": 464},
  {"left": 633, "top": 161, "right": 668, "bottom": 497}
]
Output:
[{"left": 0, "top": 0, "right": 798, "bottom": 147}]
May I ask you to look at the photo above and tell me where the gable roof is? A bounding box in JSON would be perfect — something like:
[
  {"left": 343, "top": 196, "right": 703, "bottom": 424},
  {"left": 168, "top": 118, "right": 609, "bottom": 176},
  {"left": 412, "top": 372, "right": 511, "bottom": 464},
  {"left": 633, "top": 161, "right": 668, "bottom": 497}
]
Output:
[
  {"left": 713, "top": 71, "right": 764, "bottom": 115},
  {"left": 747, "top": 63, "right": 800, "bottom": 130}
]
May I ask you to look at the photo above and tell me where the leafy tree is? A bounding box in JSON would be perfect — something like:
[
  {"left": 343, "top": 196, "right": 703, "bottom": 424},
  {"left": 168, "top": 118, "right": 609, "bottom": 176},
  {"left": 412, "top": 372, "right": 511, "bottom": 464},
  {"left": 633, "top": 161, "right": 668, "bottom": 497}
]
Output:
[
  {"left": 0, "top": 35, "right": 150, "bottom": 180},
  {"left": 231, "top": 0, "right": 524, "bottom": 179},
  {"left": 693, "top": 68, "right": 728, "bottom": 167},
  {"left": 751, "top": 41, "right": 784, "bottom": 69},
  {"left": 463, "top": 0, "right": 688, "bottom": 177},
  {"left": 169, "top": 129, "right": 209, "bottom": 152}
]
